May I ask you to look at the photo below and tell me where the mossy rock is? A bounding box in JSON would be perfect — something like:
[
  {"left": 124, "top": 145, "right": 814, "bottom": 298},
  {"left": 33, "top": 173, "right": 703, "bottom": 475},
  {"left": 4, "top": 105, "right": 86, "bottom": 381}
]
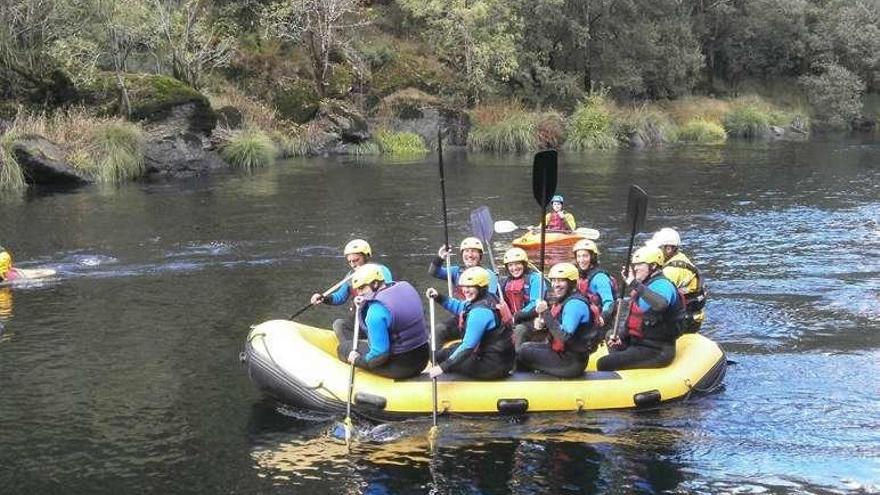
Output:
[
  {"left": 273, "top": 79, "right": 320, "bottom": 124},
  {"left": 81, "top": 73, "right": 216, "bottom": 134},
  {"left": 375, "top": 89, "right": 441, "bottom": 121}
]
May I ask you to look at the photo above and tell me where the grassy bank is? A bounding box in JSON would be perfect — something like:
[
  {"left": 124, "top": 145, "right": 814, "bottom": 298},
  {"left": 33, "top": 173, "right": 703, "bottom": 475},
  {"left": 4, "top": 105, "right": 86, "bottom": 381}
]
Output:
[
  {"left": 465, "top": 94, "right": 811, "bottom": 152},
  {"left": 0, "top": 108, "right": 147, "bottom": 191}
]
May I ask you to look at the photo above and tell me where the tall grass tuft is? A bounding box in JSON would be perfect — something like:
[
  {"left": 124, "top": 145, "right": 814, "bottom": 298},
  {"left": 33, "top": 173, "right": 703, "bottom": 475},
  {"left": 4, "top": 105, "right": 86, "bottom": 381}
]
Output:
[
  {"left": 88, "top": 122, "right": 145, "bottom": 182},
  {"left": 566, "top": 93, "right": 618, "bottom": 151},
  {"left": 677, "top": 118, "right": 727, "bottom": 144},
  {"left": 0, "top": 134, "right": 26, "bottom": 192},
  {"left": 468, "top": 103, "right": 538, "bottom": 152},
  {"left": 221, "top": 129, "right": 277, "bottom": 169},
  {"left": 375, "top": 130, "right": 428, "bottom": 155},
  {"left": 723, "top": 104, "right": 771, "bottom": 139},
  {"left": 614, "top": 106, "right": 678, "bottom": 147}
]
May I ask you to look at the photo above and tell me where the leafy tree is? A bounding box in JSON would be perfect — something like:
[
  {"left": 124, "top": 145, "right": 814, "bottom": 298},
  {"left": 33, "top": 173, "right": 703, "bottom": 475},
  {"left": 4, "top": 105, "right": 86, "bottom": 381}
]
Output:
[
  {"left": 261, "top": 0, "right": 367, "bottom": 97},
  {"left": 800, "top": 61, "right": 865, "bottom": 128},
  {"left": 397, "top": 0, "right": 521, "bottom": 104},
  {"left": 806, "top": 0, "right": 880, "bottom": 92},
  {"left": 153, "top": 0, "right": 236, "bottom": 90}
]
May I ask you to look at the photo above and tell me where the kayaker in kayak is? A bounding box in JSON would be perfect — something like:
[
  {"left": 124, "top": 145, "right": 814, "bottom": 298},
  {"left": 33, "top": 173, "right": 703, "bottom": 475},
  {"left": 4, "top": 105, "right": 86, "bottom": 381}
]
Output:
[
  {"left": 597, "top": 245, "right": 686, "bottom": 371},
  {"left": 426, "top": 266, "right": 515, "bottom": 380},
  {"left": 310, "top": 238, "right": 393, "bottom": 308},
  {"left": 650, "top": 228, "right": 707, "bottom": 333},
  {"left": 499, "top": 247, "right": 547, "bottom": 351},
  {"left": 429, "top": 237, "right": 499, "bottom": 344},
  {"left": 0, "top": 244, "right": 18, "bottom": 282},
  {"left": 336, "top": 263, "right": 429, "bottom": 379},
  {"left": 572, "top": 239, "right": 618, "bottom": 328},
  {"left": 541, "top": 194, "right": 576, "bottom": 233},
  {"left": 517, "top": 262, "right": 599, "bottom": 378}
]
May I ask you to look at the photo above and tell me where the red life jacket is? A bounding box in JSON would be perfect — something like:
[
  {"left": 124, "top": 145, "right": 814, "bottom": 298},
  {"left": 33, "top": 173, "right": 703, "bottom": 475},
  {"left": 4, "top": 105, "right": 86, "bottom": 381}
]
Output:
[
  {"left": 546, "top": 213, "right": 568, "bottom": 231},
  {"left": 625, "top": 273, "right": 687, "bottom": 343},
  {"left": 501, "top": 277, "right": 527, "bottom": 313}
]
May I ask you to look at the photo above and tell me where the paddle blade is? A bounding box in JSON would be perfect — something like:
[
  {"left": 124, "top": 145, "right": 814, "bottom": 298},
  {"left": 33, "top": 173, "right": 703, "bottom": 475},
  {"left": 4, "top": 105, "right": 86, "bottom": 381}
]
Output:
[
  {"left": 470, "top": 206, "right": 494, "bottom": 244},
  {"left": 494, "top": 220, "right": 518, "bottom": 234},
  {"left": 626, "top": 185, "right": 649, "bottom": 233},
  {"left": 575, "top": 227, "right": 601, "bottom": 240},
  {"left": 532, "top": 150, "right": 558, "bottom": 208}
]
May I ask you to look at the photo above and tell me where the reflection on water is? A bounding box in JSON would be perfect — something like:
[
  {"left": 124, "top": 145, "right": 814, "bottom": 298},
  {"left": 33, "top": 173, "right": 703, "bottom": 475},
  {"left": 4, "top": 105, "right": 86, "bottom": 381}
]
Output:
[{"left": 1, "top": 138, "right": 879, "bottom": 494}]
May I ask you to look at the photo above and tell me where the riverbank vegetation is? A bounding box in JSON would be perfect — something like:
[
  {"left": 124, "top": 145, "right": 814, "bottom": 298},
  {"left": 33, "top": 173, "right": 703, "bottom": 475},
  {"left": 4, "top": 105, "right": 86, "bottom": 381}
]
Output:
[{"left": 1, "top": 0, "right": 879, "bottom": 190}]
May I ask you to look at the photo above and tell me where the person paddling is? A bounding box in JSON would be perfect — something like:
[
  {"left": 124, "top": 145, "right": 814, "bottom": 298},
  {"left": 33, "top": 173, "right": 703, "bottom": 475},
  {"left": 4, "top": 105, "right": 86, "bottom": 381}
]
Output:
[
  {"left": 516, "top": 263, "right": 599, "bottom": 378},
  {"left": 650, "top": 228, "right": 707, "bottom": 333},
  {"left": 571, "top": 239, "right": 618, "bottom": 329},
  {"left": 597, "top": 246, "right": 686, "bottom": 371},
  {"left": 426, "top": 267, "right": 514, "bottom": 380},
  {"left": 541, "top": 195, "right": 576, "bottom": 233},
  {"left": 335, "top": 264, "right": 429, "bottom": 379},
  {"left": 310, "top": 238, "right": 392, "bottom": 311}
]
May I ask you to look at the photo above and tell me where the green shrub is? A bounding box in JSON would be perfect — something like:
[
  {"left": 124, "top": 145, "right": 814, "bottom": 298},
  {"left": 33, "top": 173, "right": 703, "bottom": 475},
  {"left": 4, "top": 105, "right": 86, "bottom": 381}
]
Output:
[
  {"left": 677, "top": 118, "right": 727, "bottom": 144},
  {"left": 350, "top": 140, "right": 381, "bottom": 156},
  {"left": 800, "top": 62, "right": 866, "bottom": 130},
  {"left": 87, "top": 122, "right": 145, "bottom": 182},
  {"left": 723, "top": 105, "right": 771, "bottom": 138},
  {"left": 535, "top": 112, "right": 566, "bottom": 149},
  {"left": 613, "top": 107, "right": 678, "bottom": 147},
  {"left": 566, "top": 94, "right": 618, "bottom": 151},
  {"left": 468, "top": 110, "right": 537, "bottom": 152},
  {"left": 273, "top": 79, "right": 320, "bottom": 124},
  {"left": 375, "top": 130, "right": 428, "bottom": 155},
  {"left": 0, "top": 134, "right": 26, "bottom": 192},
  {"left": 221, "top": 129, "right": 276, "bottom": 169}
]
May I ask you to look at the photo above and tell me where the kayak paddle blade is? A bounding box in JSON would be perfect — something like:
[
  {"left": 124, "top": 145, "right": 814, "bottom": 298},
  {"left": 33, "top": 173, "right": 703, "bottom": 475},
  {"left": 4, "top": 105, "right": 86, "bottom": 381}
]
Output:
[{"left": 532, "top": 150, "right": 558, "bottom": 208}]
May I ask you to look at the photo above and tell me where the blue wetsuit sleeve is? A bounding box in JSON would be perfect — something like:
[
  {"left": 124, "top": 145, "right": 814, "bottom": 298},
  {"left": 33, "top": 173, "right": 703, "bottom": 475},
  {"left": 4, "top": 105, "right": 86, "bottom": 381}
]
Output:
[
  {"left": 442, "top": 306, "right": 494, "bottom": 371},
  {"left": 636, "top": 278, "right": 677, "bottom": 312},
  {"left": 380, "top": 264, "right": 393, "bottom": 283},
  {"left": 590, "top": 272, "right": 615, "bottom": 314},
  {"left": 546, "top": 299, "right": 590, "bottom": 341},
  {"left": 326, "top": 277, "right": 352, "bottom": 306},
  {"left": 362, "top": 303, "right": 392, "bottom": 366},
  {"left": 521, "top": 271, "right": 543, "bottom": 313},
  {"left": 488, "top": 271, "right": 499, "bottom": 296},
  {"left": 440, "top": 296, "right": 466, "bottom": 315}
]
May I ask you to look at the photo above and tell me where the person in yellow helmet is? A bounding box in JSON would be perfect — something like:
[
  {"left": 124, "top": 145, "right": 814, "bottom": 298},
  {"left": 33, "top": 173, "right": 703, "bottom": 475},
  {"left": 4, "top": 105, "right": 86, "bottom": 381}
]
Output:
[
  {"left": 429, "top": 236, "right": 499, "bottom": 345},
  {"left": 542, "top": 194, "right": 576, "bottom": 232},
  {"left": 571, "top": 239, "right": 618, "bottom": 328},
  {"left": 650, "top": 227, "right": 707, "bottom": 333},
  {"left": 516, "top": 262, "right": 599, "bottom": 377},
  {"left": 426, "top": 266, "right": 514, "bottom": 380},
  {"left": 310, "top": 239, "right": 393, "bottom": 308},
  {"left": 499, "top": 247, "right": 548, "bottom": 350},
  {"left": 0, "top": 244, "right": 18, "bottom": 282},
  {"left": 596, "top": 245, "right": 686, "bottom": 372},
  {"left": 334, "top": 264, "right": 429, "bottom": 379}
]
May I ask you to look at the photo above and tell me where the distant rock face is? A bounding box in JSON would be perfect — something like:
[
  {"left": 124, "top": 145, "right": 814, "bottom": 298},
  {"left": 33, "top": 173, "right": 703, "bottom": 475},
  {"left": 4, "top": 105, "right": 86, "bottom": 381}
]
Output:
[
  {"left": 309, "top": 100, "right": 370, "bottom": 154},
  {"left": 11, "top": 136, "right": 92, "bottom": 186},
  {"left": 371, "top": 89, "right": 471, "bottom": 148},
  {"left": 141, "top": 102, "right": 225, "bottom": 177}
]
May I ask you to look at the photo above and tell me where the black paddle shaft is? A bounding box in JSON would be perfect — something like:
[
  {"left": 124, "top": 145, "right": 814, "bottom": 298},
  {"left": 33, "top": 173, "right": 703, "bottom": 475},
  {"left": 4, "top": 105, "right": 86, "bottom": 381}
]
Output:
[
  {"left": 438, "top": 127, "right": 450, "bottom": 249},
  {"left": 532, "top": 150, "right": 558, "bottom": 277}
]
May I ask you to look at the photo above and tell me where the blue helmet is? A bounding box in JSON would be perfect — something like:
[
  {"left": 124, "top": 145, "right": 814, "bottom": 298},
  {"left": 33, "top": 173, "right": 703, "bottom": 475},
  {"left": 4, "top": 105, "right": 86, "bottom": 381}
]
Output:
[{"left": 551, "top": 194, "right": 564, "bottom": 204}]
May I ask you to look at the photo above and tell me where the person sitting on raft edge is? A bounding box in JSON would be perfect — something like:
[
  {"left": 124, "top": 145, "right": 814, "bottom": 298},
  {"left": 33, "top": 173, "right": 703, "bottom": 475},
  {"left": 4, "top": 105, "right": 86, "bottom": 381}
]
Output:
[{"left": 335, "top": 263, "right": 429, "bottom": 379}]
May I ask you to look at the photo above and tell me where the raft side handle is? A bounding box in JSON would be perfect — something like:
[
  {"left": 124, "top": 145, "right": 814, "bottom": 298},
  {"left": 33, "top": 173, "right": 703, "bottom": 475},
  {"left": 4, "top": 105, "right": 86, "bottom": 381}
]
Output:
[
  {"left": 497, "top": 398, "right": 529, "bottom": 415},
  {"left": 354, "top": 391, "right": 387, "bottom": 410},
  {"left": 575, "top": 398, "right": 585, "bottom": 412},
  {"left": 633, "top": 390, "right": 662, "bottom": 409}
]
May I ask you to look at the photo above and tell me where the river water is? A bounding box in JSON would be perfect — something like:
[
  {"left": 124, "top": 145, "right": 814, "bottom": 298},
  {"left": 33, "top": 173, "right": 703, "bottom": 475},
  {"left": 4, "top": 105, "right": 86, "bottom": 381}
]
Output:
[{"left": 1, "top": 137, "right": 879, "bottom": 494}]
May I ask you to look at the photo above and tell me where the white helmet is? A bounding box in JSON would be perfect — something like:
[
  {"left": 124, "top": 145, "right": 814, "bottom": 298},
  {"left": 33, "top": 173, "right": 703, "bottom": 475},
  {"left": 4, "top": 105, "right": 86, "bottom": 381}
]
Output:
[{"left": 651, "top": 227, "right": 680, "bottom": 247}]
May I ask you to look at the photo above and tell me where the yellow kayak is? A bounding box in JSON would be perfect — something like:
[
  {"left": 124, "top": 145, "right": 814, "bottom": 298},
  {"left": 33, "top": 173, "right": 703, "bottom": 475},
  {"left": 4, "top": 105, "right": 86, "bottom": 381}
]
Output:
[
  {"left": 1, "top": 268, "right": 57, "bottom": 286},
  {"left": 242, "top": 320, "right": 726, "bottom": 420},
  {"left": 512, "top": 231, "right": 586, "bottom": 248}
]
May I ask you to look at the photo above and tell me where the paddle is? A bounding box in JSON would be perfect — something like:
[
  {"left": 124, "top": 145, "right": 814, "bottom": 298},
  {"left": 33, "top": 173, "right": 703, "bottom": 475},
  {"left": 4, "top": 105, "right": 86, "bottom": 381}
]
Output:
[
  {"left": 609, "top": 185, "right": 648, "bottom": 341},
  {"left": 428, "top": 297, "right": 439, "bottom": 447},
  {"left": 437, "top": 127, "right": 453, "bottom": 296},
  {"left": 343, "top": 303, "right": 363, "bottom": 449},
  {"left": 289, "top": 273, "right": 355, "bottom": 320},
  {"left": 470, "top": 206, "right": 498, "bottom": 275},
  {"left": 493, "top": 220, "right": 600, "bottom": 240},
  {"left": 532, "top": 150, "right": 558, "bottom": 297}
]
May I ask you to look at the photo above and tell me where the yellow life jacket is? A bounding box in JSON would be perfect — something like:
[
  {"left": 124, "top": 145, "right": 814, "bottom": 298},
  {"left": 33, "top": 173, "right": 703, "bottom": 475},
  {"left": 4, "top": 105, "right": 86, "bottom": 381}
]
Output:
[
  {"left": 662, "top": 251, "right": 706, "bottom": 323},
  {"left": 0, "top": 250, "right": 12, "bottom": 281}
]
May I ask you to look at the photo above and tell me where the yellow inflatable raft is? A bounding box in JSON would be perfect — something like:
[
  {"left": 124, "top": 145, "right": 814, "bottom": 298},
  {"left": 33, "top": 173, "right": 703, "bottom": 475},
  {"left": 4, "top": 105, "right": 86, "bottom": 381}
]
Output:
[{"left": 242, "top": 320, "right": 726, "bottom": 420}]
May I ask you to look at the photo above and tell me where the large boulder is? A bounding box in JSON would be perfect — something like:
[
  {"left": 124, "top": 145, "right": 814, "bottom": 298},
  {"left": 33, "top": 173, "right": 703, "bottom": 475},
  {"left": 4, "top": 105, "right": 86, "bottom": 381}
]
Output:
[
  {"left": 11, "top": 136, "right": 92, "bottom": 186},
  {"left": 309, "top": 100, "right": 370, "bottom": 154},
  {"left": 371, "top": 88, "right": 470, "bottom": 147}
]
